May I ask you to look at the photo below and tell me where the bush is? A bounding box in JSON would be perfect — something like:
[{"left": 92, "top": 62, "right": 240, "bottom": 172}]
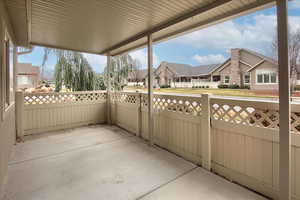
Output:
[
  {"left": 206, "top": 86, "right": 209, "bottom": 88},
  {"left": 241, "top": 85, "right": 250, "bottom": 89},
  {"left": 228, "top": 84, "right": 240, "bottom": 89},
  {"left": 294, "top": 85, "right": 300, "bottom": 91},
  {"left": 218, "top": 84, "right": 228, "bottom": 89},
  {"left": 160, "top": 84, "right": 171, "bottom": 88}
]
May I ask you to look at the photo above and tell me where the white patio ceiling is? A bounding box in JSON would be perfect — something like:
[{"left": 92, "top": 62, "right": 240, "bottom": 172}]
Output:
[{"left": 5, "top": 0, "right": 275, "bottom": 55}]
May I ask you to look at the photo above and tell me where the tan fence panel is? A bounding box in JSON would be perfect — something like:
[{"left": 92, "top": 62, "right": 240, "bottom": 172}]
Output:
[
  {"left": 18, "top": 91, "right": 107, "bottom": 135},
  {"left": 210, "top": 97, "right": 300, "bottom": 199},
  {"left": 111, "top": 92, "right": 140, "bottom": 135},
  {"left": 140, "top": 93, "right": 202, "bottom": 164}
]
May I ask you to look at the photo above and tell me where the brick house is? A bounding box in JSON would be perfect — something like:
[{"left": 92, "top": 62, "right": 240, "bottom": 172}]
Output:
[
  {"left": 213, "top": 48, "right": 280, "bottom": 90},
  {"left": 126, "top": 48, "right": 300, "bottom": 90}
]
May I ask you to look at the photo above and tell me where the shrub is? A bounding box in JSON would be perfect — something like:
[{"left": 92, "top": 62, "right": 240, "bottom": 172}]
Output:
[
  {"left": 294, "top": 85, "right": 300, "bottom": 91},
  {"left": 160, "top": 84, "right": 170, "bottom": 88},
  {"left": 241, "top": 85, "right": 250, "bottom": 89},
  {"left": 228, "top": 84, "right": 240, "bottom": 89},
  {"left": 218, "top": 84, "right": 228, "bottom": 89},
  {"left": 206, "top": 86, "right": 209, "bottom": 88}
]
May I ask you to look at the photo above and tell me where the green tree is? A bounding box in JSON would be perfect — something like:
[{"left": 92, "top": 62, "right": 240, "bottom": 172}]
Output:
[
  {"left": 95, "top": 74, "right": 106, "bottom": 90},
  {"left": 42, "top": 48, "right": 105, "bottom": 92},
  {"left": 54, "top": 51, "right": 95, "bottom": 92},
  {"left": 104, "top": 54, "right": 135, "bottom": 91}
]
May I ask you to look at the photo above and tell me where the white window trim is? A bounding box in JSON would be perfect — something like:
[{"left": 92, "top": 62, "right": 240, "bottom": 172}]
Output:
[
  {"left": 256, "top": 70, "right": 278, "bottom": 85},
  {"left": 224, "top": 75, "right": 230, "bottom": 84}
]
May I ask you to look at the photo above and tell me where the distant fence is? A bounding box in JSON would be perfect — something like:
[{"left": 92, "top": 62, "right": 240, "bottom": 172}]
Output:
[
  {"left": 16, "top": 91, "right": 107, "bottom": 136},
  {"left": 171, "top": 81, "right": 220, "bottom": 88},
  {"left": 110, "top": 91, "right": 300, "bottom": 200}
]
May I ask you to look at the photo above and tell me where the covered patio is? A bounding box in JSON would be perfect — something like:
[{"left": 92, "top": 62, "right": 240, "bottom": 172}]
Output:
[
  {"left": 0, "top": 0, "right": 294, "bottom": 200},
  {"left": 4, "top": 125, "right": 266, "bottom": 200}
]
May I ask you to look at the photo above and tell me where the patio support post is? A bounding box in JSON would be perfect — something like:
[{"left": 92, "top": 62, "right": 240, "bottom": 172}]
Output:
[
  {"left": 137, "top": 93, "right": 142, "bottom": 137},
  {"left": 201, "top": 93, "right": 211, "bottom": 170},
  {"left": 106, "top": 54, "right": 112, "bottom": 125},
  {"left": 147, "top": 34, "right": 154, "bottom": 146},
  {"left": 276, "top": 0, "right": 291, "bottom": 199},
  {"left": 16, "top": 91, "right": 24, "bottom": 138}
]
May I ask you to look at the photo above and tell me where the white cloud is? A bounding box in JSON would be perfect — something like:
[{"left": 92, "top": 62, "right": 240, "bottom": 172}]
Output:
[
  {"left": 129, "top": 49, "right": 160, "bottom": 69},
  {"left": 83, "top": 53, "right": 107, "bottom": 73},
  {"left": 171, "top": 14, "right": 300, "bottom": 56},
  {"left": 193, "top": 54, "right": 226, "bottom": 64},
  {"left": 290, "top": 0, "right": 300, "bottom": 9}
]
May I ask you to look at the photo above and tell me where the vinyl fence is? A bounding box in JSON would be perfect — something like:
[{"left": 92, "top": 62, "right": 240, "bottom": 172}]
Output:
[
  {"left": 16, "top": 91, "right": 107, "bottom": 136},
  {"left": 111, "top": 91, "right": 300, "bottom": 200},
  {"left": 16, "top": 90, "right": 300, "bottom": 199}
]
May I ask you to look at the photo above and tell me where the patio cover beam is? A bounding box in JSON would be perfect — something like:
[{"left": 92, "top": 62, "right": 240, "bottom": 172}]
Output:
[
  {"left": 100, "top": 0, "right": 232, "bottom": 55},
  {"left": 277, "top": 0, "right": 291, "bottom": 199}
]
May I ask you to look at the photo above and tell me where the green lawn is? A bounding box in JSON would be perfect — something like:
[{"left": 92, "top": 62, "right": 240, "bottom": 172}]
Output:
[{"left": 124, "top": 86, "right": 278, "bottom": 98}]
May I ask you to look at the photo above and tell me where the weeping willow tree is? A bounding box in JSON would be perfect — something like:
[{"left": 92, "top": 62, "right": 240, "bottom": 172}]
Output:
[
  {"left": 104, "top": 54, "right": 135, "bottom": 91},
  {"left": 54, "top": 51, "right": 95, "bottom": 92},
  {"left": 42, "top": 48, "right": 98, "bottom": 92}
]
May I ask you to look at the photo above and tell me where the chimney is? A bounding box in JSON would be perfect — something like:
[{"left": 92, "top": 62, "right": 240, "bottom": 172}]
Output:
[{"left": 230, "top": 48, "right": 241, "bottom": 85}]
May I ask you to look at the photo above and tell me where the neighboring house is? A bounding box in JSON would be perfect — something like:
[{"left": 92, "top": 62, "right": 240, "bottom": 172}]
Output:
[
  {"left": 155, "top": 62, "right": 220, "bottom": 88},
  {"left": 17, "top": 63, "right": 41, "bottom": 89},
  {"left": 127, "top": 48, "right": 299, "bottom": 90},
  {"left": 127, "top": 69, "right": 148, "bottom": 86},
  {"left": 154, "top": 48, "right": 300, "bottom": 90},
  {"left": 213, "top": 48, "right": 279, "bottom": 90}
]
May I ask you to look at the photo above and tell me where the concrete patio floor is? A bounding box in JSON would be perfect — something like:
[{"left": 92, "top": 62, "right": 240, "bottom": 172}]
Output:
[{"left": 3, "top": 125, "right": 267, "bottom": 200}]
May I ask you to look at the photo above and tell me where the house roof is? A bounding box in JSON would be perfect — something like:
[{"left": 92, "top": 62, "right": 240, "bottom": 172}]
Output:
[
  {"left": 240, "top": 48, "right": 277, "bottom": 64},
  {"left": 4, "top": 0, "right": 275, "bottom": 55},
  {"left": 161, "top": 62, "right": 220, "bottom": 77},
  {"left": 127, "top": 69, "right": 148, "bottom": 80}
]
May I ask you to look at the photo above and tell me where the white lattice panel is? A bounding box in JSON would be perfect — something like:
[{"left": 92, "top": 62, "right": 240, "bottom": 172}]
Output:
[
  {"left": 112, "top": 92, "right": 139, "bottom": 104},
  {"left": 141, "top": 94, "right": 202, "bottom": 116},
  {"left": 211, "top": 100, "right": 300, "bottom": 133},
  {"left": 24, "top": 92, "right": 106, "bottom": 105}
]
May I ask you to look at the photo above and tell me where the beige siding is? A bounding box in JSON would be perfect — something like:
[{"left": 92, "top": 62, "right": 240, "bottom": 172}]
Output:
[
  {"left": 250, "top": 61, "right": 278, "bottom": 90},
  {"left": 240, "top": 49, "right": 262, "bottom": 65},
  {"left": 155, "top": 64, "right": 175, "bottom": 86},
  {"left": 219, "top": 64, "right": 232, "bottom": 84}
]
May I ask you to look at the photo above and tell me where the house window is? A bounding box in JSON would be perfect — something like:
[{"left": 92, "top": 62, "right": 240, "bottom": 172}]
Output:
[
  {"left": 257, "top": 74, "right": 263, "bottom": 83},
  {"left": 270, "top": 73, "right": 277, "bottom": 83},
  {"left": 224, "top": 76, "right": 230, "bottom": 84},
  {"left": 244, "top": 73, "right": 250, "bottom": 84},
  {"left": 256, "top": 71, "right": 277, "bottom": 84}
]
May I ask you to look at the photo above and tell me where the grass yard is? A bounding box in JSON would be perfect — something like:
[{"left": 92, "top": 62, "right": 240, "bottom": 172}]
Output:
[{"left": 124, "top": 86, "right": 278, "bottom": 98}]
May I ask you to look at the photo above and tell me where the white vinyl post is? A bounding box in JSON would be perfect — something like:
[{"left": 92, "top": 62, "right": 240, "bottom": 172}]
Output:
[
  {"left": 16, "top": 91, "right": 24, "bottom": 138},
  {"left": 277, "top": 1, "right": 291, "bottom": 199},
  {"left": 147, "top": 34, "right": 154, "bottom": 146},
  {"left": 201, "top": 93, "right": 211, "bottom": 170},
  {"left": 106, "top": 54, "right": 112, "bottom": 125}
]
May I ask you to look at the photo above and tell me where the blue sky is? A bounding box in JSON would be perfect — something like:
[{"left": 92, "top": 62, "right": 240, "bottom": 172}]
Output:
[{"left": 19, "top": 1, "right": 300, "bottom": 77}]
